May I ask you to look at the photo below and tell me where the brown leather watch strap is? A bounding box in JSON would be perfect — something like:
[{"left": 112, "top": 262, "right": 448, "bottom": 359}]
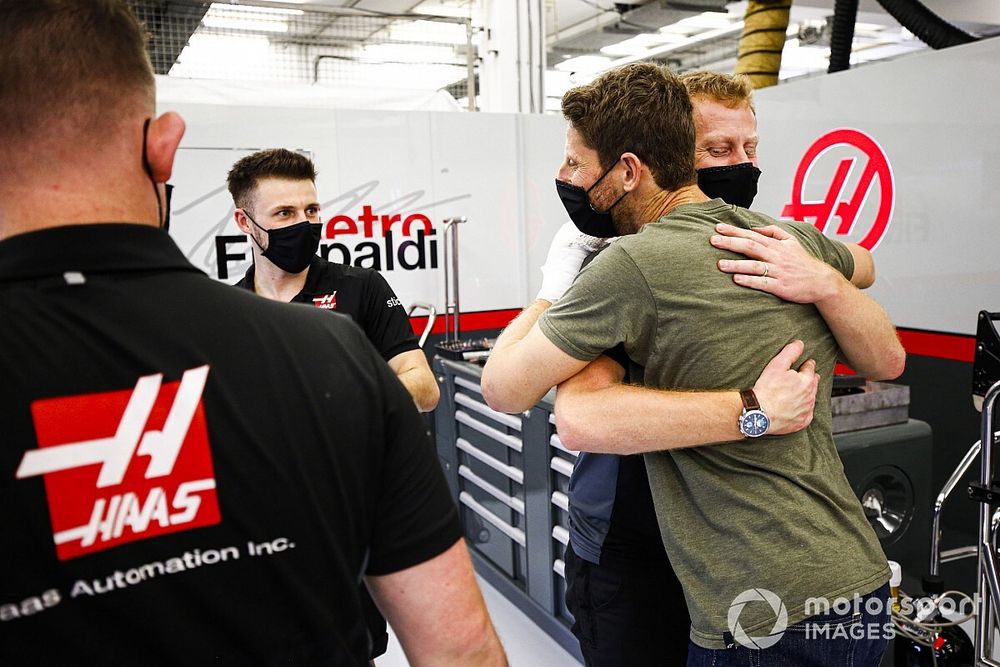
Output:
[{"left": 739, "top": 389, "right": 760, "bottom": 412}]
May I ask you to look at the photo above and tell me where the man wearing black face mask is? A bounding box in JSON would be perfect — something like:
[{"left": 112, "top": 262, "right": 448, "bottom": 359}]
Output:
[
  {"left": 485, "top": 63, "right": 904, "bottom": 666},
  {"left": 228, "top": 149, "right": 439, "bottom": 415},
  {"left": 531, "top": 70, "right": 884, "bottom": 667},
  {"left": 229, "top": 150, "right": 441, "bottom": 663}
]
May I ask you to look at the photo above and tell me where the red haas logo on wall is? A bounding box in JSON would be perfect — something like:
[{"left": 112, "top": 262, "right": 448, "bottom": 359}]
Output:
[
  {"left": 781, "top": 128, "right": 895, "bottom": 251},
  {"left": 16, "top": 366, "right": 220, "bottom": 560},
  {"left": 320, "top": 204, "right": 438, "bottom": 271}
]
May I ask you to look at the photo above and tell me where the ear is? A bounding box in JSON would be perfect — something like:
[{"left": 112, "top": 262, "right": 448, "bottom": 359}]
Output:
[
  {"left": 145, "top": 111, "right": 186, "bottom": 183},
  {"left": 620, "top": 152, "right": 643, "bottom": 192},
  {"left": 234, "top": 209, "right": 252, "bottom": 235}
]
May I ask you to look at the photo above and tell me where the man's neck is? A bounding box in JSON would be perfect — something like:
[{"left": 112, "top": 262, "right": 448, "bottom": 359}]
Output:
[
  {"left": 0, "top": 176, "right": 157, "bottom": 241},
  {"left": 252, "top": 253, "right": 310, "bottom": 302},
  {"left": 637, "top": 184, "right": 708, "bottom": 229}
]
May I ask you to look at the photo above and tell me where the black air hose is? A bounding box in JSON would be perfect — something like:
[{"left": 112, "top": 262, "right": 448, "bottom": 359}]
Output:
[
  {"left": 828, "top": 0, "right": 858, "bottom": 73},
  {"left": 875, "top": 0, "right": 977, "bottom": 49}
]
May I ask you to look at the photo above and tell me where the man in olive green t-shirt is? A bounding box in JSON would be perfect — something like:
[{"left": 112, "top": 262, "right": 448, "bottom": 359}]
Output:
[
  {"left": 540, "top": 201, "right": 890, "bottom": 652},
  {"left": 482, "top": 62, "right": 905, "bottom": 665}
]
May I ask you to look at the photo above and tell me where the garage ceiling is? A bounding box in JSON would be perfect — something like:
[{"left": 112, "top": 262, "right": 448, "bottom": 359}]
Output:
[{"left": 134, "top": 0, "right": 1000, "bottom": 108}]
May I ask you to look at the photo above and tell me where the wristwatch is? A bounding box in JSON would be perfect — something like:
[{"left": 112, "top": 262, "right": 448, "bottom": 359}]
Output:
[{"left": 738, "top": 389, "right": 770, "bottom": 438}]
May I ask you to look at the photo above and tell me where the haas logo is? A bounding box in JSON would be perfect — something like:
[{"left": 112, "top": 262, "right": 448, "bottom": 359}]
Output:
[
  {"left": 312, "top": 292, "right": 338, "bottom": 310},
  {"left": 16, "top": 366, "right": 220, "bottom": 560},
  {"left": 781, "top": 128, "right": 895, "bottom": 251}
]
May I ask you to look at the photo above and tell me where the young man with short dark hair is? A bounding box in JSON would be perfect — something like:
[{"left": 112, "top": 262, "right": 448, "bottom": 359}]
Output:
[{"left": 227, "top": 148, "right": 440, "bottom": 414}]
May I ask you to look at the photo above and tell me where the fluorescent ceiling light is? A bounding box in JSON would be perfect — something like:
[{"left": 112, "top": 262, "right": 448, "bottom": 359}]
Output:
[
  {"left": 854, "top": 22, "right": 886, "bottom": 33},
  {"left": 202, "top": 3, "right": 303, "bottom": 33},
  {"left": 674, "top": 12, "right": 737, "bottom": 31},
  {"left": 601, "top": 42, "right": 651, "bottom": 57},
  {"left": 554, "top": 55, "right": 613, "bottom": 73},
  {"left": 202, "top": 15, "right": 289, "bottom": 33},
  {"left": 388, "top": 19, "right": 467, "bottom": 45},
  {"left": 363, "top": 43, "right": 457, "bottom": 63},
  {"left": 600, "top": 32, "right": 685, "bottom": 57},
  {"left": 206, "top": 3, "right": 303, "bottom": 17},
  {"left": 412, "top": 0, "right": 475, "bottom": 20},
  {"left": 170, "top": 33, "right": 271, "bottom": 79},
  {"left": 660, "top": 23, "right": 701, "bottom": 36}
]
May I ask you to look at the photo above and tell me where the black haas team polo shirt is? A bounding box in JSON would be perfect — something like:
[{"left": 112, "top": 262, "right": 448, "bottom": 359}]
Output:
[
  {"left": 0, "top": 223, "right": 461, "bottom": 665},
  {"left": 236, "top": 255, "right": 419, "bottom": 362}
]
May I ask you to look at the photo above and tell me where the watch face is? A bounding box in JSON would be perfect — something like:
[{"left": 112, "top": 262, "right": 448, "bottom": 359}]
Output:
[{"left": 740, "top": 410, "right": 769, "bottom": 437}]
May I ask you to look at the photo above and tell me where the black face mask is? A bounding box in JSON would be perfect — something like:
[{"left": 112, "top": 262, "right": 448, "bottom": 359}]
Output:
[
  {"left": 141, "top": 118, "right": 172, "bottom": 231},
  {"left": 697, "top": 162, "right": 762, "bottom": 209},
  {"left": 555, "top": 161, "right": 628, "bottom": 238},
  {"left": 245, "top": 213, "right": 321, "bottom": 274}
]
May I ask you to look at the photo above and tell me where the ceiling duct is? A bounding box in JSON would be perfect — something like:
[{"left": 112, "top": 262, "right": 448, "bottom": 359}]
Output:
[
  {"left": 734, "top": 0, "right": 792, "bottom": 89},
  {"left": 548, "top": 0, "right": 727, "bottom": 59}
]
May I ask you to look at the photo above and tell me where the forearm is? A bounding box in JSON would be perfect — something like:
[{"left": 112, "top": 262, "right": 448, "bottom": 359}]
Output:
[
  {"left": 396, "top": 366, "right": 441, "bottom": 412},
  {"left": 481, "top": 299, "right": 554, "bottom": 412},
  {"left": 846, "top": 243, "right": 875, "bottom": 288},
  {"left": 554, "top": 341, "right": 819, "bottom": 453},
  {"left": 491, "top": 299, "right": 551, "bottom": 353},
  {"left": 555, "top": 380, "right": 742, "bottom": 454},
  {"left": 817, "top": 278, "right": 905, "bottom": 380},
  {"left": 367, "top": 540, "right": 507, "bottom": 666}
]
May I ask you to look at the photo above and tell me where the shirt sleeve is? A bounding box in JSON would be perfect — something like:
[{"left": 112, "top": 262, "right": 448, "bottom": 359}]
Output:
[
  {"left": 580, "top": 247, "right": 629, "bottom": 373},
  {"left": 782, "top": 221, "right": 855, "bottom": 279},
  {"left": 365, "top": 349, "right": 462, "bottom": 575},
  {"left": 360, "top": 271, "right": 421, "bottom": 361},
  {"left": 538, "top": 243, "right": 657, "bottom": 363}
]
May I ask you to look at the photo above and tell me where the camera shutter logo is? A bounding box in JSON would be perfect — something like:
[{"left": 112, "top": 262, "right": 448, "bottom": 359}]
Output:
[{"left": 727, "top": 588, "right": 788, "bottom": 649}]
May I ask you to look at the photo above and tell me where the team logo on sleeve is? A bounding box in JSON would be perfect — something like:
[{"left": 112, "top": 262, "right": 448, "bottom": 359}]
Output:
[
  {"left": 16, "top": 366, "right": 220, "bottom": 561},
  {"left": 312, "top": 292, "right": 338, "bottom": 310}
]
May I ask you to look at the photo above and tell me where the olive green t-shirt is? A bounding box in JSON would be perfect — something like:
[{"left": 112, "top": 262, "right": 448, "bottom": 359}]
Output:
[{"left": 539, "top": 200, "right": 888, "bottom": 649}]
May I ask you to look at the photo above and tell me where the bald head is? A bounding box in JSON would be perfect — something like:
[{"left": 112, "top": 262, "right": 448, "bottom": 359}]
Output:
[{"left": 0, "top": 0, "right": 155, "bottom": 164}]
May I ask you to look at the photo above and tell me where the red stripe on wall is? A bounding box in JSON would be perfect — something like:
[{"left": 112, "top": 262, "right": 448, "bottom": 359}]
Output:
[
  {"left": 409, "top": 309, "right": 978, "bottom": 364},
  {"left": 897, "top": 328, "right": 975, "bottom": 363},
  {"left": 409, "top": 309, "right": 522, "bottom": 337}
]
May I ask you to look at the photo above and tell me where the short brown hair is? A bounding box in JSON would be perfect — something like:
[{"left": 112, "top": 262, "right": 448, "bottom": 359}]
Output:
[
  {"left": 226, "top": 149, "right": 319, "bottom": 211},
  {"left": 561, "top": 63, "right": 695, "bottom": 191},
  {"left": 0, "top": 0, "right": 154, "bottom": 147},
  {"left": 680, "top": 71, "right": 755, "bottom": 112}
]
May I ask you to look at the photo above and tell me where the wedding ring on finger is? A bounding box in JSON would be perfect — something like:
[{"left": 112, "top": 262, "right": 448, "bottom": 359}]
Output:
[{"left": 761, "top": 262, "right": 769, "bottom": 278}]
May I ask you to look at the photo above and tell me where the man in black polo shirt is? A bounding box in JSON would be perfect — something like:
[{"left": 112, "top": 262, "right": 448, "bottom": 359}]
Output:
[
  {"left": 0, "top": 2, "right": 505, "bottom": 665},
  {"left": 228, "top": 149, "right": 439, "bottom": 413}
]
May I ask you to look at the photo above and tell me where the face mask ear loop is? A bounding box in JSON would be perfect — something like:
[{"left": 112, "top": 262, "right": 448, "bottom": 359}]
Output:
[
  {"left": 242, "top": 211, "right": 267, "bottom": 252},
  {"left": 141, "top": 119, "right": 164, "bottom": 228},
  {"left": 587, "top": 158, "right": 627, "bottom": 214}
]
